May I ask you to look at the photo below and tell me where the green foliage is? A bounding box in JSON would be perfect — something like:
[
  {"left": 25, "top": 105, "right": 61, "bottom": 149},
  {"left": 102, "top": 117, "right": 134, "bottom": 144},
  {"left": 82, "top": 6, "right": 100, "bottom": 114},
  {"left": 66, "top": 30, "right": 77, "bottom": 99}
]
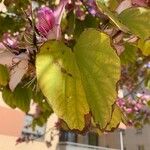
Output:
[
  {"left": 32, "top": 90, "right": 53, "bottom": 127},
  {"left": 74, "top": 15, "right": 100, "bottom": 39},
  {"left": 74, "top": 29, "right": 120, "bottom": 129},
  {"left": 0, "top": 15, "right": 25, "bottom": 38},
  {"left": 105, "top": 105, "right": 123, "bottom": 131},
  {"left": 99, "top": 0, "right": 123, "bottom": 10},
  {"left": 145, "top": 72, "right": 150, "bottom": 89},
  {"left": 0, "top": 64, "right": 9, "bottom": 86},
  {"left": 120, "top": 43, "right": 137, "bottom": 64},
  {"left": 119, "top": 7, "right": 150, "bottom": 39},
  {"left": 138, "top": 39, "right": 150, "bottom": 56},
  {"left": 36, "top": 29, "right": 121, "bottom": 131},
  {"left": 96, "top": 0, "right": 128, "bottom": 32},
  {"left": 36, "top": 40, "right": 90, "bottom": 130},
  {"left": 65, "top": 10, "right": 75, "bottom": 36},
  {"left": 2, "top": 85, "right": 32, "bottom": 112},
  {"left": 4, "top": 0, "right": 29, "bottom": 15}
]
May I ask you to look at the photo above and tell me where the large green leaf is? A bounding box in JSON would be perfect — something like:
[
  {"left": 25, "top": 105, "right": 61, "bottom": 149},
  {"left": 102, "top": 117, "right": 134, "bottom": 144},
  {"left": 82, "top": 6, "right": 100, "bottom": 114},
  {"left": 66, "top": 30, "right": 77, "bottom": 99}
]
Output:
[
  {"left": 119, "top": 7, "right": 150, "bottom": 39},
  {"left": 2, "top": 85, "right": 32, "bottom": 112},
  {"left": 74, "top": 29, "right": 120, "bottom": 129},
  {"left": 0, "top": 64, "right": 9, "bottom": 86},
  {"left": 36, "top": 41, "right": 90, "bottom": 130},
  {"left": 36, "top": 29, "right": 121, "bottom": 131}
]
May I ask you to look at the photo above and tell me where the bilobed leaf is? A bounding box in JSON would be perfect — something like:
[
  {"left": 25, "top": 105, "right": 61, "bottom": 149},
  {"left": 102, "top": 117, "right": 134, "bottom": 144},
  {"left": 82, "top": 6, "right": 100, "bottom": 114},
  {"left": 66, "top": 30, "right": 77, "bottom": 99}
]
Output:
[
  {"left": 2, "top": 85, "right": 32, "bottom": 112},
  {"left": 120, "top": 43, "right": 137, "bottom": 64},
  {"left": 36, "top": 29, "right": 121, "bottom": 131},
  {"left": 119, "top": 7, "right": 150, "bottom": 39},
  {"left": 36, "top": 41, "right": 90, "bottom": 130},
  {"left": 138, "top": 39, "right": 150, "bottom": 56},
  {"left": 74, "top": 29, "right": 120, "bottom": 129},
  {"left": 0, "top": 64, "right": 9, "bottom": 86}
]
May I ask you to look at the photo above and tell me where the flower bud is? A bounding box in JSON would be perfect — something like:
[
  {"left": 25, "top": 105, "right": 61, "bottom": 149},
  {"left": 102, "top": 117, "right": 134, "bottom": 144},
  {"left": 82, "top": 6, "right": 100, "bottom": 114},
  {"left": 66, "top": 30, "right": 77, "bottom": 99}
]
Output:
[
  {"left": 37, "top": 7, "right": 55, "bottom": 38},
  {"left": 37, "top": 0, "right": 68, "bottom": 40}
]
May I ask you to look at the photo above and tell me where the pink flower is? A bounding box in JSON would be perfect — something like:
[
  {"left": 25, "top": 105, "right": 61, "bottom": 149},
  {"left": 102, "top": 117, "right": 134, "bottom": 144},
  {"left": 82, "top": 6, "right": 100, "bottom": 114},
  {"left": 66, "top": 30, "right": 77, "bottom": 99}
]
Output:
[
  {"left": 117, "top": 98, "right": 125, "bottom": 106},
  {"left": 37, "top": 0, "right": 68, "bottom": 40},
  {"left": 137, "top": 103, "right": 142, "bottom": 108},
  {"left": 37, "top": 7, "right": 55, "bottom": 38},
  {"left": 2, "top": 33, "right": 18, "bottom": 49},
  {"left": 134, "top": 103, "right": 142, "bottom": 111},
  {"left": 126, "top": 108, "right": 133, "bottom": 113}
]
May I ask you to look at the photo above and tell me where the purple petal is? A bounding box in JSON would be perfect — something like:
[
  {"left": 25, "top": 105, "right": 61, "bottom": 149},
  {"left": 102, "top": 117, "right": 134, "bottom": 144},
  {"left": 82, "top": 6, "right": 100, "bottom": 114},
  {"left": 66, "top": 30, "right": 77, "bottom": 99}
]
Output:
[
  {"left": 37, "top": 7, "right": 55, "bottom": 37},
  {"left": 54, "top": 0, "right": 68, "bottom": 25},
  {"left": 47, "top": 0, "right": 68, "bottom": 40}
]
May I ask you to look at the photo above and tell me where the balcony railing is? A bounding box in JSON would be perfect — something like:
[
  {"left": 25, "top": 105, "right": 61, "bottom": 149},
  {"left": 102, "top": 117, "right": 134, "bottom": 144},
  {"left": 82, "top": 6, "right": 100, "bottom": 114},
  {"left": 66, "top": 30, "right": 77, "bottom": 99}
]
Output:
[{"left": 58, "top": 142, "right": 119, "bottom": 150}]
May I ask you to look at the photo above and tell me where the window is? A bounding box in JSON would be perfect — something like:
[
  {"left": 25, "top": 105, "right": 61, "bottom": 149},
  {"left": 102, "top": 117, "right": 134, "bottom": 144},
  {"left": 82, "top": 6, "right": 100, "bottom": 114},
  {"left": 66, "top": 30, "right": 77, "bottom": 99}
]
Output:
[
  {"left": 59, "top": 130, "right": 77, "bottom": 143},
  {"left": 21, "top": 115, "right": 46, "bottom": 141},
  {"left": 138, "top": 145, "right": 144, "bottom": 150},
  {"left": 88, "top": 132, "right": 99, "bottom": 146}
]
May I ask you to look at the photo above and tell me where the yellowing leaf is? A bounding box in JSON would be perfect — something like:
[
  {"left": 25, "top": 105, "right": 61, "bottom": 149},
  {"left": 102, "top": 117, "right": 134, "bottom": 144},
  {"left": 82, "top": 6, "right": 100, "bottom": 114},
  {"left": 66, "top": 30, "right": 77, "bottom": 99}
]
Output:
[
  {"left": 36, "top": 41, "right": 89, "bottom": 130},
  {"left": 105, "top": 105, "right": 123, "bottom": 131},
  {"left": 74, "top": 29, "right": 120, "bottom": 129},
  {"left": 138, "top": 39, "right": 150, "bottom": 56},
  {"left": 36, "top": 29, "right": 121, "bottom": 131}
]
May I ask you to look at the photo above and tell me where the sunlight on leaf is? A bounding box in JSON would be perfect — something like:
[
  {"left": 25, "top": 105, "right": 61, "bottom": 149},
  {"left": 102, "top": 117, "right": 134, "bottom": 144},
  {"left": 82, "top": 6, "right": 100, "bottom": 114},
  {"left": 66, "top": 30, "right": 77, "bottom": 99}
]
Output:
[
  {"left": 75, "top": 29, "right": 121, "bottom": 129},
  {"left": 119, "top": 7, "right": 150, "bottom": 39},
  {"left": 36, "top": 41, "right": 90, "bottom": 130},
  {"left": 138, "top": 39, "right": 150, "bottom": 56},
  {"left": 36, "top": 29, "right": 121, "bottom": 131}
]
